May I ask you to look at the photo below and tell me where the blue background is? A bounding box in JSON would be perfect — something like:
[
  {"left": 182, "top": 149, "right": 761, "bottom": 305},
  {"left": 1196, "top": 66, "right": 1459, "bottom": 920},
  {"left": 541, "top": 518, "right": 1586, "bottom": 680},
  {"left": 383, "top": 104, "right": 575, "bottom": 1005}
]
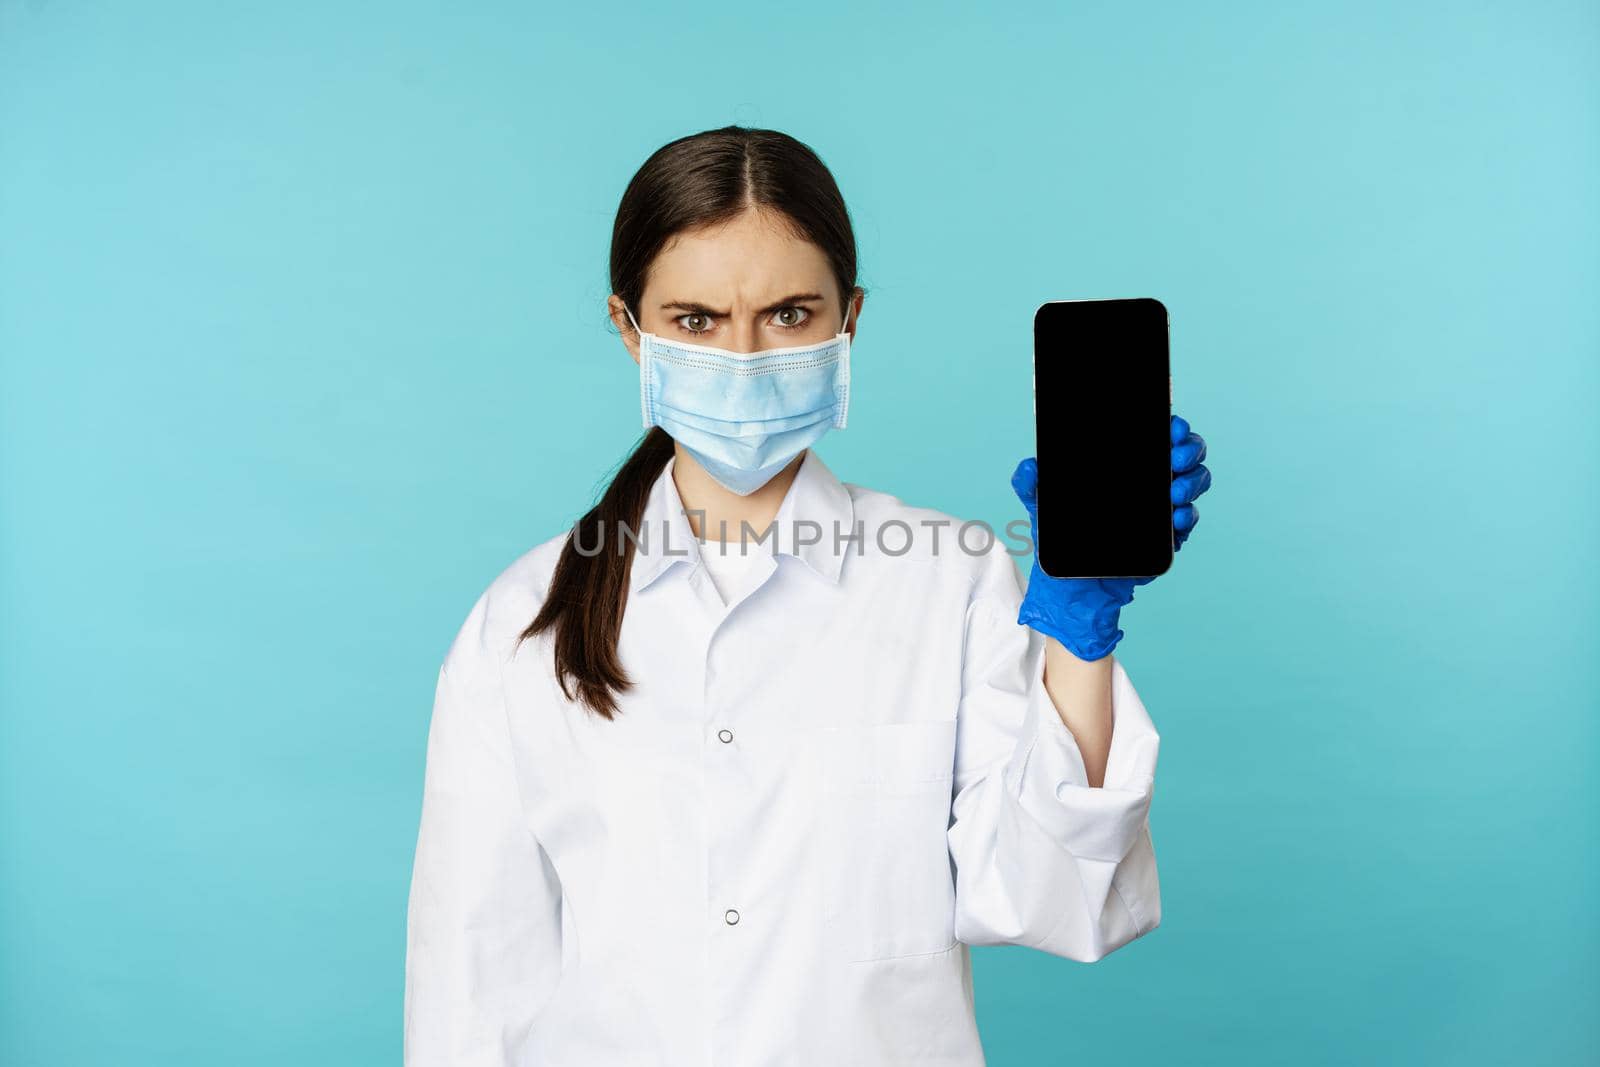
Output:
[{"left": 2, "top": 1, "right": 1595, "bottom": 1063}]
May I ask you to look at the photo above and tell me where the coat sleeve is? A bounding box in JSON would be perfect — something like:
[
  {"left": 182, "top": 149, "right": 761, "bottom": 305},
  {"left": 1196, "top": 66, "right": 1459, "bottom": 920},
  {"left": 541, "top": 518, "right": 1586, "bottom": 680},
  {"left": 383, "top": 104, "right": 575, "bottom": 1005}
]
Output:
[
  {"left": 945, "top": 543, "right": 1162, "bottom": 963},
  {"left": 404, "top": 614, "right": 565, "bottom": 1065}
]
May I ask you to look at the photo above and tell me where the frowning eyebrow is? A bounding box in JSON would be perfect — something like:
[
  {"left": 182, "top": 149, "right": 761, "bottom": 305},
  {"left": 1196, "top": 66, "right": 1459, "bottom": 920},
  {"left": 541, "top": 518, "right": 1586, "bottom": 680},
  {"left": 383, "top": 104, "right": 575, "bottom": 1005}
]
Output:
[{"left": 659, "top": 292, "right": 826, "bottom": 317}]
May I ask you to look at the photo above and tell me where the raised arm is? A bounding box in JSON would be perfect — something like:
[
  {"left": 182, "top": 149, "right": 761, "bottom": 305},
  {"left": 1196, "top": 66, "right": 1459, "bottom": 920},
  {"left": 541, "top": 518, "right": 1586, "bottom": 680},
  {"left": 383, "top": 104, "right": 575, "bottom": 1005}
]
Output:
[{"left": 945, "top": 558, "right": 1161, "bottom": 962}]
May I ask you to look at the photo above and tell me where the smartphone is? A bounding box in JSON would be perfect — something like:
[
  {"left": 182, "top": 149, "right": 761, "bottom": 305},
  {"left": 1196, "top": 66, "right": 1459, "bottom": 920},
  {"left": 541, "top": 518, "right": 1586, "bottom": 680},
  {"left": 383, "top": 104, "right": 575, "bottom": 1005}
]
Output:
[{"left": 1032, "top": 297, "right": 1173, "bottom": 580}]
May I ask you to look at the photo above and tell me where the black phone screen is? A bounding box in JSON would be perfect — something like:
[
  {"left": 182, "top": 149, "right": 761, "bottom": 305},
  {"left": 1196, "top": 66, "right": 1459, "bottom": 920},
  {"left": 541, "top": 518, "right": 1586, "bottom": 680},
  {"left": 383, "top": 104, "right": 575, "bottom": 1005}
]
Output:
[{"left": 1033, "top": 298, "right": 1172, "bottom": 580}]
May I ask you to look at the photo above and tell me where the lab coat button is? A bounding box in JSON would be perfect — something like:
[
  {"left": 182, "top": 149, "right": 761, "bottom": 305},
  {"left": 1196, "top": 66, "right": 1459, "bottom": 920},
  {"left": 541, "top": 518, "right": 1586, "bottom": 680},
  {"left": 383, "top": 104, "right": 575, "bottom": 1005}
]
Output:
[
  {"left": 718, "top": 728, "right": 734, "bottom": 744},
  {"left": 724, "top": 908, "right": 740, "bottom": 925}
]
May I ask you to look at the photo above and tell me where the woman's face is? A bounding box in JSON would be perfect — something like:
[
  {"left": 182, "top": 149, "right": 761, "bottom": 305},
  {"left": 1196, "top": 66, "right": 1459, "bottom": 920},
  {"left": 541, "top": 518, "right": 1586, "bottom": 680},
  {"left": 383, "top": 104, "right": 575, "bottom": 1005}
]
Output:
[{"left": 611, "top": 207, "right": 857, "bottom": 363}]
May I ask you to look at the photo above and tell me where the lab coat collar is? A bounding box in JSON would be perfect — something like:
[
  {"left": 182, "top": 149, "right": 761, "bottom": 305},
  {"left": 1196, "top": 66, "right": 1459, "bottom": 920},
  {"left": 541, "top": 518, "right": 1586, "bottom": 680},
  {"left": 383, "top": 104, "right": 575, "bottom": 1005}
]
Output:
[
  {"left": 769, "top": 449, "right": 854, "bottom": 584},
  {"left": 627, "top": 449, "right": 854, "bottom": 594}
]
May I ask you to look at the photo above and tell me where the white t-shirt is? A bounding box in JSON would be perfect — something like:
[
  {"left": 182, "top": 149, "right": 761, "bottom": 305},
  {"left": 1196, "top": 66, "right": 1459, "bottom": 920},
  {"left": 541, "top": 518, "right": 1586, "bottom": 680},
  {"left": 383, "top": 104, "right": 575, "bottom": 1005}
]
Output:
[{"left": 696, "top": 536, "right": 770, "bottom": 605}]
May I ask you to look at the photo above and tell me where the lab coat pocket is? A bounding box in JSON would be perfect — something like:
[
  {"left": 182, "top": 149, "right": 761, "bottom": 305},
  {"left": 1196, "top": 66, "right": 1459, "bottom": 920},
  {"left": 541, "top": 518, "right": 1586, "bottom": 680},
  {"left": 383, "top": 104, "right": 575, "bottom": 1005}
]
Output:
[{"left": 822, "top": 719, "right": 959, "bottom": 963}]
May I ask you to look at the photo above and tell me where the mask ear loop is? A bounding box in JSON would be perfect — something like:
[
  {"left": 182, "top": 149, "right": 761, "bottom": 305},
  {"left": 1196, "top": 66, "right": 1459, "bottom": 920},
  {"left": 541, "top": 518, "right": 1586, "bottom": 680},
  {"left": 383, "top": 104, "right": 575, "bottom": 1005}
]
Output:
[
  {"left": 624, "top": 302, "right": 655, "bottom": 430},
  {"left": 833, "top": 294, "right": 853, "bottom": 429}
]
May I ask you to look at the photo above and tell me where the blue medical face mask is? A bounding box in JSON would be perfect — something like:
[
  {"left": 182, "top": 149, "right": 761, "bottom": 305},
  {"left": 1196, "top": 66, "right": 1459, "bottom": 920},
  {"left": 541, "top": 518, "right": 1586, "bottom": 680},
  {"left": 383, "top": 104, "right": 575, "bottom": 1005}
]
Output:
[{"left": 624, "top": 301, "right": 852, "bottom": 496}]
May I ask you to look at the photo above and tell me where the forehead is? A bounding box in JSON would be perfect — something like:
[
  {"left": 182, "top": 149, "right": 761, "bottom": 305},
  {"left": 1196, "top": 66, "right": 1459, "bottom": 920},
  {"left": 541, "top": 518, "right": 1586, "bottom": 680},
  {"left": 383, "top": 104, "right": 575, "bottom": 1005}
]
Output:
[{"left": 644, "top": 209, "right": 834, "bottom": 303}]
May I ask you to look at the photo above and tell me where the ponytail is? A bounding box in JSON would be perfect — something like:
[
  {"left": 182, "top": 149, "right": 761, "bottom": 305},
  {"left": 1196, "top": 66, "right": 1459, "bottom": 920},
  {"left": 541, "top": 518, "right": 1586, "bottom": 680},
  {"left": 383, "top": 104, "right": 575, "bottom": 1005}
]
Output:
[{"left": 519, "top": 427, "right": 675, "bottom": 719}]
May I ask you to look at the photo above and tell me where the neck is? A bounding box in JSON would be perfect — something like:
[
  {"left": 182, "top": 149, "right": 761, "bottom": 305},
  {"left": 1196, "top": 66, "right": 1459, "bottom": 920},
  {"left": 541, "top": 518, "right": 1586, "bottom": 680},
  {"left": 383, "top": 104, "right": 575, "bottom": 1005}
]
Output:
[{"left": 672, "top": 446, "right": 804, "bottom": 543}]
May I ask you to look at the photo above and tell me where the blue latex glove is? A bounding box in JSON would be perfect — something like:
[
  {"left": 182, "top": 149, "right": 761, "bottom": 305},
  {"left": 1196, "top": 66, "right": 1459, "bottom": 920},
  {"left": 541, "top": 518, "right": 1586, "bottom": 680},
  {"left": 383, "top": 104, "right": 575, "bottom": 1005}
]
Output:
[{"left": 1013, "top": 414, "right": 1211, "bottom": 661}]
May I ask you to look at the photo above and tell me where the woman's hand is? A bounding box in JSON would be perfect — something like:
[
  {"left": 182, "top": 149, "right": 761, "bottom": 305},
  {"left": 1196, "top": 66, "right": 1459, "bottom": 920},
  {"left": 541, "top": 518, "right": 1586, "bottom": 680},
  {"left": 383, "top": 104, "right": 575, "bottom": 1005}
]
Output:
[{"left": 1012, "top": 414, "right": 1211, "bottom": 661}]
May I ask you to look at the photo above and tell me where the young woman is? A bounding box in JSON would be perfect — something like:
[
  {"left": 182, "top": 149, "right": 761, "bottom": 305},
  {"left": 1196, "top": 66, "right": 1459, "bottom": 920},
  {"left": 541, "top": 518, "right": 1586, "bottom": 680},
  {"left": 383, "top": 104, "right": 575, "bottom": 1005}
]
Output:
[{"left": 404, "top": 126, "right": 1212, "bottom": 1066}]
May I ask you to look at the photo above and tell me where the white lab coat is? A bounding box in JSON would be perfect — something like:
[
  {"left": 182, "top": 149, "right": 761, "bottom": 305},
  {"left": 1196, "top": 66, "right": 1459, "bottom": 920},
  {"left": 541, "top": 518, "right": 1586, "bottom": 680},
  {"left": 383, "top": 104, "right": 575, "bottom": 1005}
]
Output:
[{"left": 404, "top": 449, "right": 1161, "bottom": 1066}]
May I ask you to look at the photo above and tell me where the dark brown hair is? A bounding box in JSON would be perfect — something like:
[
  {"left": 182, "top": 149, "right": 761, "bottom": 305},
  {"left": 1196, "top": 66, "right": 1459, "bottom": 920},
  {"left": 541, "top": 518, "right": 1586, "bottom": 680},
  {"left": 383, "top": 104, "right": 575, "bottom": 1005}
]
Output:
[{"left": 519, "top": 126, "right": 861, "bottom": 719}]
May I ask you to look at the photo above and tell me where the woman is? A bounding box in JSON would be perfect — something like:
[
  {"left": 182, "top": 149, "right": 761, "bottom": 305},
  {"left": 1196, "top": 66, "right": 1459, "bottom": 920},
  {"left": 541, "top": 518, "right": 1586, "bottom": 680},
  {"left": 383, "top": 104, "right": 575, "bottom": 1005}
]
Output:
[{"left": 404, "top": 126, "right": 1211, "bottom": 1066}]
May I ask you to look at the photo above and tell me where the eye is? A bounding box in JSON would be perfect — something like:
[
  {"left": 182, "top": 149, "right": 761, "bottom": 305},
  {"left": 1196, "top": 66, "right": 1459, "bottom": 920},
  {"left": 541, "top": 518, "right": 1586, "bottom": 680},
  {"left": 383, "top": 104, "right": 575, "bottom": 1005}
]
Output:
[
  {"left": 675, "top": 312, "right": 715, "bottom": 334},
  {"left": 771, "top": 306, "right": 810, "bottom": 330}
]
